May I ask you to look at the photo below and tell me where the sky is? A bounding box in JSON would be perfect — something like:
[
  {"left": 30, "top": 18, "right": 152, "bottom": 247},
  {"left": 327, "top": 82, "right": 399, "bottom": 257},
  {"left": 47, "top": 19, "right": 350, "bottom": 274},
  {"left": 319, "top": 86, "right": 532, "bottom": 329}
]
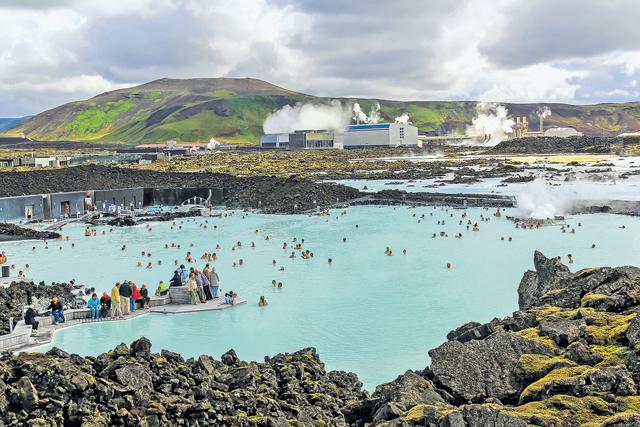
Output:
[{"left": 1, "top": 0, "right": 639, "bottom": 116}]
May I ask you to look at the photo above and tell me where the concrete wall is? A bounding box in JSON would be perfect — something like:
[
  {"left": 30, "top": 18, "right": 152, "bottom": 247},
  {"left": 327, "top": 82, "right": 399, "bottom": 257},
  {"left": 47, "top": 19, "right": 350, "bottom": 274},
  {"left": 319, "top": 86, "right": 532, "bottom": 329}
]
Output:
[
  {"left": 143, "top": 187, "right": 225, "bottom": 206},
  {"left": 48, "top": 191, "right": 87, "bottom": 219},
  {"left": 94, "top": 188, "right": 145, "bottom": 211},
  {"left": 0, "top": 194, "right": 46, "bottom": 222}
]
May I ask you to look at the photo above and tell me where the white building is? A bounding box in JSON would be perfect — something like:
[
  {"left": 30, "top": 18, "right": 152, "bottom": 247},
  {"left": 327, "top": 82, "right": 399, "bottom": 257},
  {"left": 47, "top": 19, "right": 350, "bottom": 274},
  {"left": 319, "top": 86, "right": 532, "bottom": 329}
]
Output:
[
  {"left": 543, "top": 127, "right": 583, "bottom": 138},
  {"left": 342, "top": 123, "right": 418, "bottom": 148}
]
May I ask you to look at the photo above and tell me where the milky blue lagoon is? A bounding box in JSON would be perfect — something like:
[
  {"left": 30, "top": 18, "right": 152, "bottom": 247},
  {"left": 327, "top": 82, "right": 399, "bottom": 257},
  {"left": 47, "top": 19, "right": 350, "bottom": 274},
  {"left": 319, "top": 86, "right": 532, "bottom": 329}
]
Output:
[{"left": 2, "top": 206, "right": 639, "bottom": 388}]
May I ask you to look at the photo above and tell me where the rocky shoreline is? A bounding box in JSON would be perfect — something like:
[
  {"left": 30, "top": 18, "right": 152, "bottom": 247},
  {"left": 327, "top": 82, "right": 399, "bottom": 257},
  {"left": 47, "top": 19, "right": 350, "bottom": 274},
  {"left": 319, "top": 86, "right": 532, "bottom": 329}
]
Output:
[
  {"left": 2, "top": 252, "right": 640, "bottom": 425},
  {"left": 0, "top": 281, "right": 75, "bottom": 334},
  {"left": 0, "top": 223, "right": 61, "bottom": 242}
]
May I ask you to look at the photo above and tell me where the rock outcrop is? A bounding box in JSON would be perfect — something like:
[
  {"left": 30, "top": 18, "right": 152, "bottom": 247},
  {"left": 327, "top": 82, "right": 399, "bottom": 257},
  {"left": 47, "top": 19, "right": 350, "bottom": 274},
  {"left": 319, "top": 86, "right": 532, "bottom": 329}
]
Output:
[
  {"left": 0, "top": 222, "right": 61, "bottom": 241},
  {"left": 0, "top": 281, "right": 76, "bottom": 334}
]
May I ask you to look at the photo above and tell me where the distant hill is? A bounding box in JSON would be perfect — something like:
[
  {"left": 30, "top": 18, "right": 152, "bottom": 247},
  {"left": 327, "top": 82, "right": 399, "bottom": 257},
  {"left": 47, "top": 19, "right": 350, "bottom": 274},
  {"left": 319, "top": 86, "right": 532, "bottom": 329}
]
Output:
[
  {"left": 0, "top": 116, "right": 32, "bottom": 132},
  {"left": 5, "top": 78, "right": 640, "bottom": 145}
]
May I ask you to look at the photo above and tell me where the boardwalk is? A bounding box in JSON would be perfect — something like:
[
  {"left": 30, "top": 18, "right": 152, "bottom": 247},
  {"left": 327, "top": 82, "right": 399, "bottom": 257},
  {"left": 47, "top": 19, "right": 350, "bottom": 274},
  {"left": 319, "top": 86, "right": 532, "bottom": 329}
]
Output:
[{"left": 150, "top": 297, "right": 247, "bottom": 314}]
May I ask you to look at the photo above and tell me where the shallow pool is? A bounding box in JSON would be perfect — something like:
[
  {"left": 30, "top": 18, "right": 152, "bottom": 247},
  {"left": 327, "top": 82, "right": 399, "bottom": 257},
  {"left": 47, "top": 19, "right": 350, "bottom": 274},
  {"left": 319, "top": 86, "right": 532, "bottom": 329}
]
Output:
[{"left": 2, "top": 206, "right": 639, "bottom": 389}]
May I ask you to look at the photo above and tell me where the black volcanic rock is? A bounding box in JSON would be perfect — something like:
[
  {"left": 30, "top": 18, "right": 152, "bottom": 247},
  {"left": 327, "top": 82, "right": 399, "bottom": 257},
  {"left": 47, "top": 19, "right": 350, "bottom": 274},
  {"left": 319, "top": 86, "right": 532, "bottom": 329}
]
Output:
[{"left": 0, "top": 223, "right": 61, "bottom": 241}]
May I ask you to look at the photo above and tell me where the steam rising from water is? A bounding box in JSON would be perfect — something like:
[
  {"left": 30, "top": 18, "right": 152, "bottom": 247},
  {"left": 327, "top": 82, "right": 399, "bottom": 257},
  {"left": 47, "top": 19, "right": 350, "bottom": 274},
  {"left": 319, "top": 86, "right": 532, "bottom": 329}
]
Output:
[
  {"left": 516, "top": 179, "right": 612, "bottom": 219},
  {"left": 466, "top": 102, "right": 515, "bottom": 145}
]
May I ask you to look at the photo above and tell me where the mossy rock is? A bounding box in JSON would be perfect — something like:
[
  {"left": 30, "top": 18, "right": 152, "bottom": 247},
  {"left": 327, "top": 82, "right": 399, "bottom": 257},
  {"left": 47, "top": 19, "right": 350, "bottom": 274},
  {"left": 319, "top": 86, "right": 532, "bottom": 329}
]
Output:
[
  {"left": 580, "top": 293, "right": 609, "bottom": 307},
  {"left": 592, "top": 345, "right": 634, "bottom": 367},
  {"left": 581, "top": 310, "right": 635, "bottom": 345},
  {"left": 534, "top": 306, "right": 580, "bottom": 322},
  {"left": 519, "top": 366, "right": 592, "bottom": 403},
  {"left": 517, "top": 327, "right": 560, "bottom": 352},
  {"left": 515, "top": 354, "right": 576, "bottom": 382},
  {"left": 507, "top": 395, "right": 615, "bottom": 426}
]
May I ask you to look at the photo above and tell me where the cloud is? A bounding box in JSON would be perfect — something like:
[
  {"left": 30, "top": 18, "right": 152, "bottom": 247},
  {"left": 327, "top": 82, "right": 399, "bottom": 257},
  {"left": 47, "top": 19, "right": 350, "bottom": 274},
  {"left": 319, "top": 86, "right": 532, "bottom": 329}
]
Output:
[
  {"left": 479, "top": 0, "right": 640, "bottom": 67},
  {"left": 0, "top": 0, "right": 639, "bottom": 117}
]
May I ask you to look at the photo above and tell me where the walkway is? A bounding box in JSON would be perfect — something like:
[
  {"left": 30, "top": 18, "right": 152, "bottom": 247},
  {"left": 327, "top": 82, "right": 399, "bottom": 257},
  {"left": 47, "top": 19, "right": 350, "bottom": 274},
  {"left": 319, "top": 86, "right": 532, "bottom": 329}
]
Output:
[{"left": 150, "top": 297, "right": 247, "bottom": 314}]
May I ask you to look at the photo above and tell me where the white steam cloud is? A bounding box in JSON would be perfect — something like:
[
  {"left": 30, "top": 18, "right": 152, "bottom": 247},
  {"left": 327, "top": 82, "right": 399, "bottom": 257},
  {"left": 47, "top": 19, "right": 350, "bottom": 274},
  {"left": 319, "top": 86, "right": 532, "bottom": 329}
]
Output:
[
  {"left": 466, "top": 102, "right": 515, "bottom": 145},
  {"left": 263, "top": 100, "right": 350, "bottom": 134},
  {"left": 395, "top": 112, "right": 410, "bottom": 124},
  {"left": 537, "top": 106, "right": 551, "bottom": 119},
  {"left": 352, "top": 102, "right": 381, "bottom": 124},
  {"left": 515, "top": 179, "right": 612, "bottom": 219}
]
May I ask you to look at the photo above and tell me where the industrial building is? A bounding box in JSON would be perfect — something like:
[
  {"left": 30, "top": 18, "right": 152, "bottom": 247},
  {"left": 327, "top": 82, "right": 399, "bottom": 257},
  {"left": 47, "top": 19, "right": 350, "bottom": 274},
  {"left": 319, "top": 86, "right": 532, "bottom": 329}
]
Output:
[
  {"left": 260, "top": 123, "right": 418, "bottom": 150},
  {"left": 342, "top": 123, "right": 418, "bottom": 148},
  {"left": 260, "top": 130, "right": 343, "bottom": 149}
]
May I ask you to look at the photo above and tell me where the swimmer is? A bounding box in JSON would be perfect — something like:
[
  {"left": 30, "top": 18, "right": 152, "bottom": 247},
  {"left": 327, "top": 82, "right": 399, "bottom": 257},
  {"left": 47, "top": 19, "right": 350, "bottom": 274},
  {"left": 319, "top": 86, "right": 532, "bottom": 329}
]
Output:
[
  {"left": 342, "top": 237, "right": 347, "bottom": 243},
  {"left": 272, "top": 280, "right": 277, "bottom": 287},
  {"left": 146, "top": 262, "right": 153, "bottom": 269},
  {"left": 592, "top": 244, "right": 596, "bottom": 249},
  {"left": 446, "top": 262, "right": 452, "bottom": 269},
  {"left": 136, "top": 261, "right": 142, "bottom": 267},
  {"left": 277, "top": 282, "right": 283, "bottom": 288},
  {"left": 387, "top": 250, "right": 393, "bottom": 256},
  {"left": 121, "top": 245, "right": 126, "bottom": 251},
  {"left": 568, "top": 254, "right": 574, "bottom": 264},
  {"left": 272, "top": 259, "right": 277, "bottom": 265},
  {"left": 251, "top": 242, "right": 256, "bottom": 248},
  {"left": 289, "top": 252, "right": 296, "bottom": 259},
  {"left": 403, "top": 249, "right": 407, "bottom": 255},
  {"left": 259, "top": 296, "right": 268, "bottom": 307},
  {"left": 239, "top": 259, "right": 244, "bottom": 266},
  {"left": 328, "top": 258, "right": 332, "bottom": 264},
  {"left": 233, "top": 262, "right": 237, "bottom": 268}
]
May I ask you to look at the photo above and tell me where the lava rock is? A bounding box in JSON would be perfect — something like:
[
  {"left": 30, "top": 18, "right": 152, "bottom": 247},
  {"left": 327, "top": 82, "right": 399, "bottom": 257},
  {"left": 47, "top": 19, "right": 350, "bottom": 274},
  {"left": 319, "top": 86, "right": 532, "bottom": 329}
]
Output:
[{"left": 428, "top": 331, "right": 553, "bottom": 403}]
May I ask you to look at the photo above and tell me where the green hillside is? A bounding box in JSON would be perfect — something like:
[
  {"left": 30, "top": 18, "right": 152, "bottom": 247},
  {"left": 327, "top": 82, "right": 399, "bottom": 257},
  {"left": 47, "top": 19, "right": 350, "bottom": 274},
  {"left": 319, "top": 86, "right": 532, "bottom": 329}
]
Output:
[{"left": 6, "top": 78, "right": 640, "bottom": 144}]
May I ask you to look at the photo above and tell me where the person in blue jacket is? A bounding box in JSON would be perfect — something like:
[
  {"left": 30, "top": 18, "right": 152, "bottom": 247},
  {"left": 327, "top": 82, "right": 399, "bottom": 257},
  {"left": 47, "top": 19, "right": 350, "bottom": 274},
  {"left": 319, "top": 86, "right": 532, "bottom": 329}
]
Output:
[
  {"left": 178, "top": 264, "right": 188, "bottom": 284},
  {"left": 87, "top": 293, "right": 100, "bottom": 319}
]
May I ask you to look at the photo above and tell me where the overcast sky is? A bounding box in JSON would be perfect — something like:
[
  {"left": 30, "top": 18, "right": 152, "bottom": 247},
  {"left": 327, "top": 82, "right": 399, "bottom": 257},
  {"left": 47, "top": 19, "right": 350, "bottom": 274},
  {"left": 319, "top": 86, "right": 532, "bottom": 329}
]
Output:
[{"left": 1, "top": 0, "right": 639, "bottom": 116}]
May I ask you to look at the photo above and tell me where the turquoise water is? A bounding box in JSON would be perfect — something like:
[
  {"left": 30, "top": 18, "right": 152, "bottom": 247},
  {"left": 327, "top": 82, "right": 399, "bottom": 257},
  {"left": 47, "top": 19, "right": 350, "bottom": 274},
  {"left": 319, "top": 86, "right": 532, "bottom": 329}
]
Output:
[{"left": 2, "top": 206, "right": 639, "bottom": 389}]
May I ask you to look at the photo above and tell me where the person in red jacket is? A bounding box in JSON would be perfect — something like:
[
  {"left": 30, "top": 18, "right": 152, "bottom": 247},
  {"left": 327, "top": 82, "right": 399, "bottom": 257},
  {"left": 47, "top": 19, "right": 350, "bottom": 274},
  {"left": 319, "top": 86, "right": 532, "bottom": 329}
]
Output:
[{"left": 131, "top": 283, "right": 142, "bottom": 312}]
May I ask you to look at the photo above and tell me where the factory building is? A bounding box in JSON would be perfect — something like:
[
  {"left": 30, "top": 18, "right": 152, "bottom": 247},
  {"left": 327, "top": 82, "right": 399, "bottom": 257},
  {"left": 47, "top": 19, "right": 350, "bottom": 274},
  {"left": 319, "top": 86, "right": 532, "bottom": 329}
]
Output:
[
  {"left": 342, "top": 123, "right": 418, "bottom": 148},
  {"left": 260, "top": 130, "right": 342, "bottom": 149},
  {"left": 260, "top": 122, "right": 418, "bottom": 149},
  {"left": 259, "top": 133, "right": 290, "bottom": 149}
]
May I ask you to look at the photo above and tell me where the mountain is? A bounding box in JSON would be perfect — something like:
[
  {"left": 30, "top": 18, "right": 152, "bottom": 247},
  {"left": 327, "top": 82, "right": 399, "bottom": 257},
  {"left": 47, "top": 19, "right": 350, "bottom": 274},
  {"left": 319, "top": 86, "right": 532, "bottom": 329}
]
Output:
[
  {"left": 0, "top": 116, "right": 32, "bottom": 132},
  {"left": 5, "top": 78, "right": 640, "bottom": 144}
]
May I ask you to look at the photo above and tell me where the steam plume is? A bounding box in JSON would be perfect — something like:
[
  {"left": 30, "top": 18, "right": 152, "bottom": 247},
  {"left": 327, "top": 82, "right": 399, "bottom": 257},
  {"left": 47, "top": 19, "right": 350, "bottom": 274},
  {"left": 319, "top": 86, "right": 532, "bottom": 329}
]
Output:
[
  {"left": 537, "top": 106, "right": 551, "bottom": 119},
  {"left": 466, "top": 102, "right": 515, "bottom": 145},
  {"left": 263, "top": 100, "right": 350, "bottom": 134},
  {"left": 395, "top": 112, "right": 410, "bottom": 124},
  {"left": 352, "top": 102, "right": 381, "bottom": 124}
]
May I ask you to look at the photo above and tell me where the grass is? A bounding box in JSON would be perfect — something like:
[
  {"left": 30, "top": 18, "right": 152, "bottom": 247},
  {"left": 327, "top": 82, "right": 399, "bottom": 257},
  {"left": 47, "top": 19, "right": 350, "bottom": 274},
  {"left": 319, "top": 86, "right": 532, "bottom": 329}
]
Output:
[{"left": 64, "top": 100, "right": 136, "bottom": 139}]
